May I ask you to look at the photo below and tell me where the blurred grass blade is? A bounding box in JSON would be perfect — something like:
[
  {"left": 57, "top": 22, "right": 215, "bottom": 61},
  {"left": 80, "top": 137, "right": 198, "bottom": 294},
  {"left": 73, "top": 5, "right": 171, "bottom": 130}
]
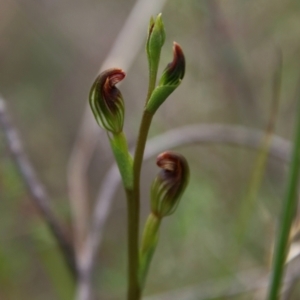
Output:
[
  {"left": 268, "top": 80, "right": 300, "bottom": 299},
  {"left": 235, "top": 50, "right": 282, "bottom": 245},
  {"left": 33, "top": 222, "right": 75, "bottom": 300}
]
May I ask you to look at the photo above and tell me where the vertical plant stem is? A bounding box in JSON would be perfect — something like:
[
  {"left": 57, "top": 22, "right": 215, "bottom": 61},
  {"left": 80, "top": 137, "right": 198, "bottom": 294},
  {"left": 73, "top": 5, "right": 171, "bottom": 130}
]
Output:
[
  {"left": 139, "top": 213, "right": 161, "bottom": 289},
  {"left": 134, "top": 111, "right": 154, "bottom": 188},
  {"left": 109, "top": 131, "right": 133, "bottom": 189},
  {"left": 127, "top": 110, "right": 153, "bottom": 300},
  {"left": 267, "top": 94, "right": 300, "bottom": 300},
  {"left": 108, "top": 131, "right": 139, "bottom": 299},
  {"left": 146, "top": 72, "right": 157, "bottom": 104},
  {"left": 126, "top": 188, "right": 140, "bottom": 300},
  {"left": 124, "top": 27, "right": 157, "bottom": 294},
  {"left": 127, "top": 33, "right": 157, "bottom": 297}
]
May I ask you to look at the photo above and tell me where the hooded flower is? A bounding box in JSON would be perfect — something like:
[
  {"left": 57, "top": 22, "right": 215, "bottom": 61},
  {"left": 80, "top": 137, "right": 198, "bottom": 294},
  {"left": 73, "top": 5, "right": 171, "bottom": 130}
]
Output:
[
  {"left": 89, "top": 68, "right": 125, "bottom": 133},
  {"left": 151, "top": 151, "right": 189, "bottom": 217}
]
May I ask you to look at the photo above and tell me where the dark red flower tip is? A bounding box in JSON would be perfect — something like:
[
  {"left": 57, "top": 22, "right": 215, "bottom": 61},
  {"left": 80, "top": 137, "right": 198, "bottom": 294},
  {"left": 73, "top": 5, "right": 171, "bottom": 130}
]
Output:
[
  {"left": 151, "top": 151, "right": 189, "bottom": 217},
  {"left": 89, "top": 68, "right": 126, "bottom": 133},
  {"left": 159, "top": 42, "right": 185, "bottom": 86}
]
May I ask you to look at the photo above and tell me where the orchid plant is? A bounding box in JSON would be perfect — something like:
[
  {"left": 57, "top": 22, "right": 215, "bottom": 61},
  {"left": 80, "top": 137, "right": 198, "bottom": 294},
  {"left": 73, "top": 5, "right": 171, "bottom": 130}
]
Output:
[{"left": 89, "top": 13, "right": 189, "bottom": 300}]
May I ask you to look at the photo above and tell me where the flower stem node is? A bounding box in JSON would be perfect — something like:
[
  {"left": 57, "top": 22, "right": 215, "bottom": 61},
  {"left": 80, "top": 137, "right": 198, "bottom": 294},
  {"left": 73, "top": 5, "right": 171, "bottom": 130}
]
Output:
[
  {"left": 151, "top": 151, "right": 190, "bottom": 218},
  {"left": 89, "top": 68, "right": 126, "bottom": 134},
  {"left": 146, "top": 43, "right": 185, "bottom": 114}
]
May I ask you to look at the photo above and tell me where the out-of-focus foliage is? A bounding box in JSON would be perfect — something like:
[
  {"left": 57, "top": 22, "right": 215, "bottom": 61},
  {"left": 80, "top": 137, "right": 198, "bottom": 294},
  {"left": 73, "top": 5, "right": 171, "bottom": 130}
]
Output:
[{"left": 1, "top": 0, "right": 300, "bottom": 299}]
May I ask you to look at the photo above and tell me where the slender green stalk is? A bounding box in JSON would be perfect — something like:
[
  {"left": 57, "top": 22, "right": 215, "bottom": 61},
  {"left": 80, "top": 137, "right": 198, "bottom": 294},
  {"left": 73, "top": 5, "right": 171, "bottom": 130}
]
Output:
[
  {"left": 111, "top": 130, "right": 141, "bottom": 300},
  {"left": 267, "top": 94, "right": 300, "bottom": 300},
  {"left": 146, "top": 71, "right": 157, "bottom": 104},
  {"left": 108, "top": 131, "right": 139, "bottom": 299},
  {"left": 133, "top": 111, "right": 154, "bottom": 189},
  {"left": 127, "top": 110, "right": 153, "bottom": 300},
  {"left": 126, "top": 188, "right": 140, "bottom": 300},
  {"left": 126, "top": 38, "right": 157, "bottom": 298},
  {"left": 109, "top": 131, "right": 133, "bottom": 189},
  {"left": 124, "top": 97, "right": 154, "bottom": 300},
  {"left": 139, "top": 213, "right": 161, "bottom": 289}
]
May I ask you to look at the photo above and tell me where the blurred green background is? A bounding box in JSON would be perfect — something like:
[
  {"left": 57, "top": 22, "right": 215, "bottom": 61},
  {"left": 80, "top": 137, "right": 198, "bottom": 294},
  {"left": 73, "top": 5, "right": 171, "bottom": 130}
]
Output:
[{"left": 1, "top": 0, "right": 300, "bottom": 299}]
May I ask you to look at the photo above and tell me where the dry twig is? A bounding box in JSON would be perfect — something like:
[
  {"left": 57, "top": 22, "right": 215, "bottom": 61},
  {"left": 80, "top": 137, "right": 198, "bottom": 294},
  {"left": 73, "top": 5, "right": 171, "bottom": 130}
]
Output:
[{"left": 0, "top": 96, "right": 77, "bottom": 278}]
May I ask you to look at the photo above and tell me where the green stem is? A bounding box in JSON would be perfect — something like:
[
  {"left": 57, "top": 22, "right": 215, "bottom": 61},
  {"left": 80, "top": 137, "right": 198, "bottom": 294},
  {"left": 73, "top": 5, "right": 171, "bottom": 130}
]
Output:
[
  {"left": 108, "top": 131, "right": 139, "bottom": 299},
  {"left": 139, "top": 213, "right": 161, "bottom": 289},
  {"left": 126, "top": 188, "right": 140, "bottom": 300},
  {"left": 133, "top": 110, "right": 154, "bottom": 189},
  {"left": 146, "top": 69, "right": 157, "bottom": 104},
  {"left": 127, "top": 61, "right": 156, "bottom": 300},
  {"left": 126, "top": 110, "right": 153, "bottom": 300},
  {"left": 267, "top": 96, "right": 300, "bottom": 300},
  {"left": 109, "top": 131, "right": 133, "bottom": 189}
]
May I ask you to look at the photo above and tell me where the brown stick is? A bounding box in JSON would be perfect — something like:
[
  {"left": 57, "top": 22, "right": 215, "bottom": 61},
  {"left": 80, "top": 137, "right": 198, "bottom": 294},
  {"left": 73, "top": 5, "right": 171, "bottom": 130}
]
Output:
[{"left": 0, "top": 96, "right": 77, "bottom": 279}]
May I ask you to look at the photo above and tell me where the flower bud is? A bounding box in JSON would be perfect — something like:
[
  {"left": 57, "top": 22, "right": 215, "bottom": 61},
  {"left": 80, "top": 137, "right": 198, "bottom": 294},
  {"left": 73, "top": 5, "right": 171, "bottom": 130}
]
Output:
[
  {"left": 159, "top": 42, "right": 185, "bottom": 86},
  {"left": 146, "top": 42, "right": 186, "bottom": 114},
  {"left": 146, "top": 14, "right": 166, "bottom": 84},
  {"left": 151, "top": 151, "right": 189, "bottom": 217},
  {"left": 89, "top": 68, "right": 125, "bottom": 133}
]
